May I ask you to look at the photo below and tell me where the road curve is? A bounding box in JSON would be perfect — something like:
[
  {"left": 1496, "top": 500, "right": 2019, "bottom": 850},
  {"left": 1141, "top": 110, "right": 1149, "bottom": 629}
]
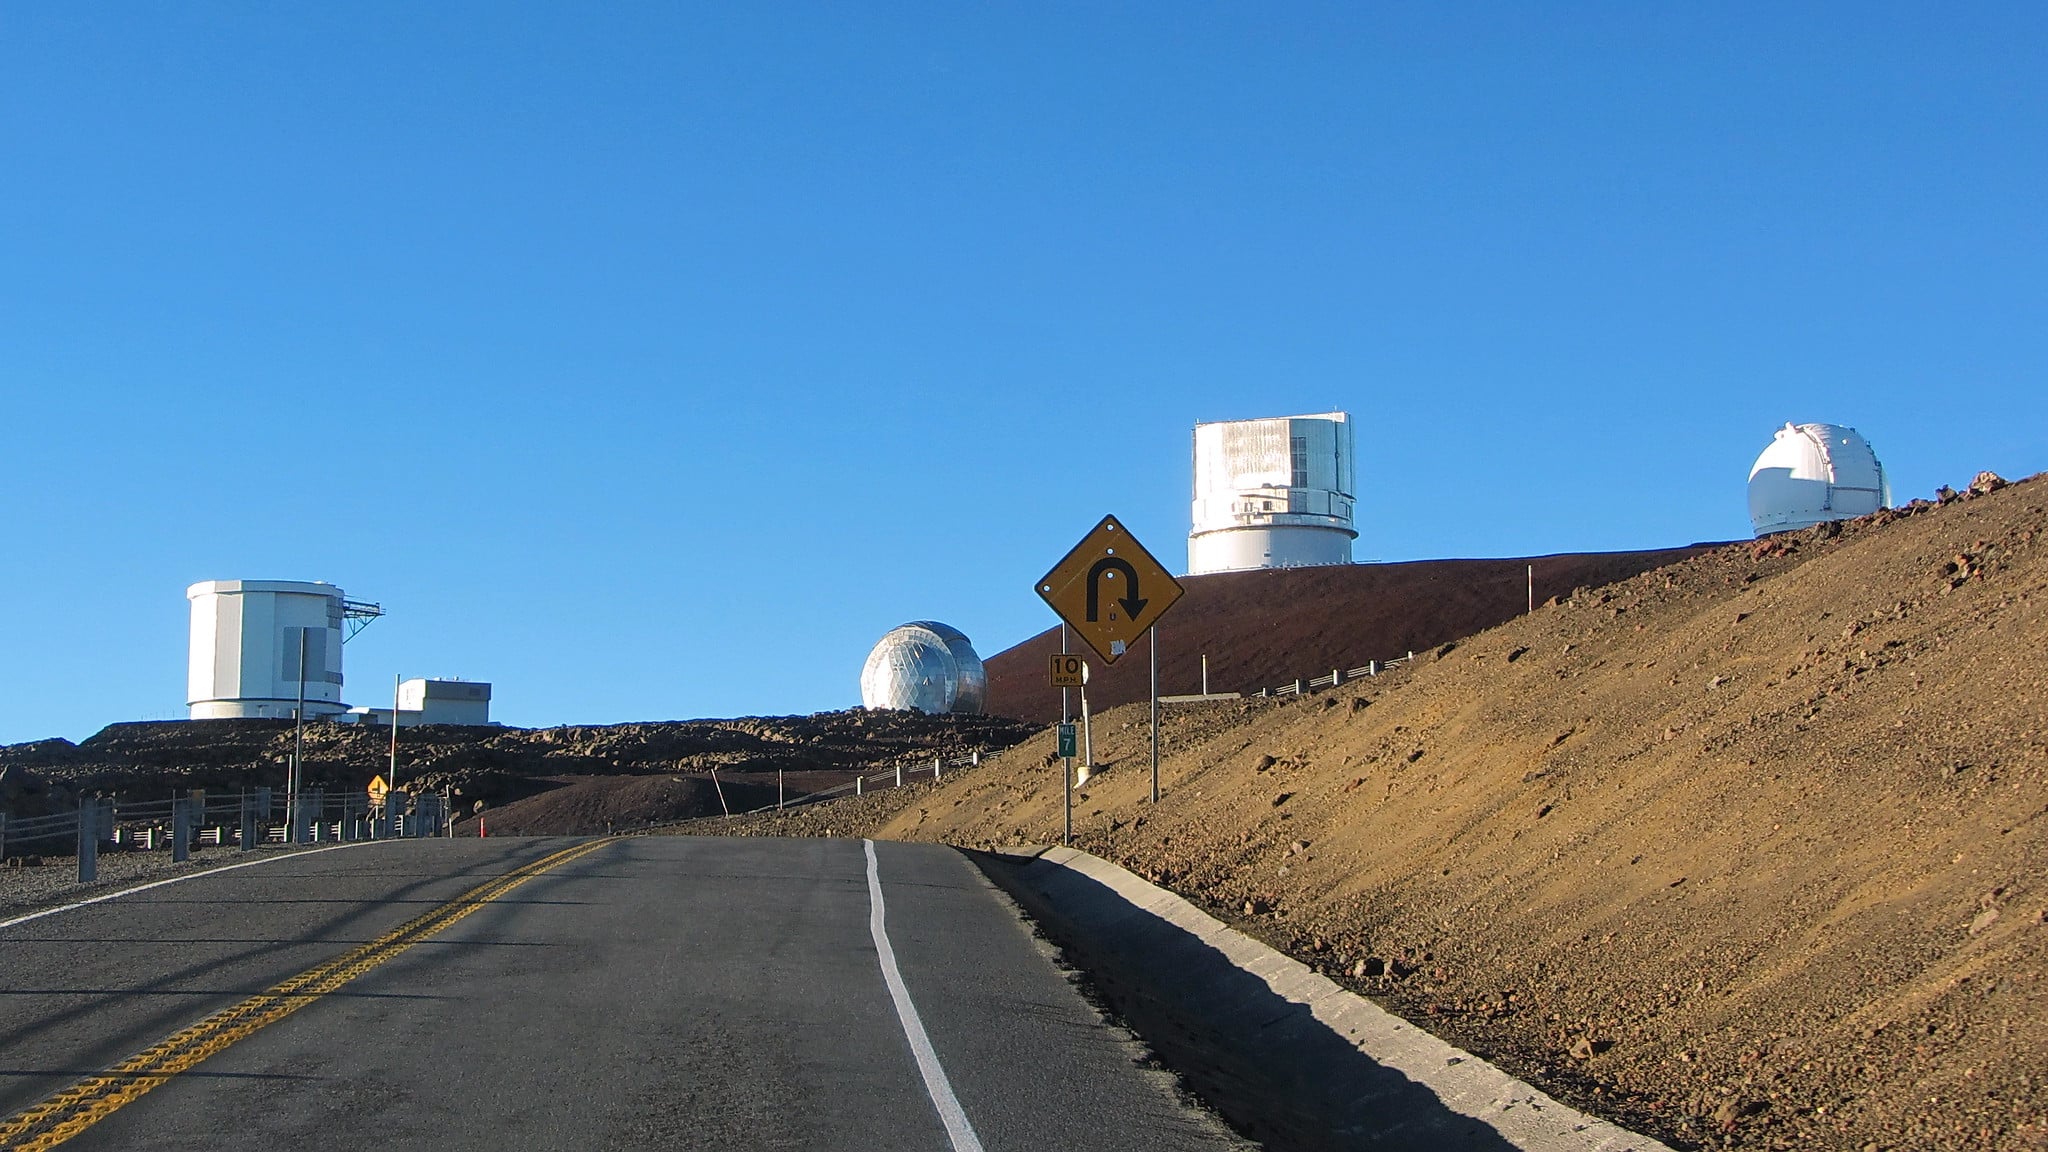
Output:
[{"left": 0, "top": 836, "right": 1245, "bottom": 1151}]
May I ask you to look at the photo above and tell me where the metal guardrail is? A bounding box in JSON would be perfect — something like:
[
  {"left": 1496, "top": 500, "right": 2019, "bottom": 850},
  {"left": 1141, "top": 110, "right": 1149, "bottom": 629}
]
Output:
[{"left": 1, "top": 787, "right": 453, "bottom": 885}]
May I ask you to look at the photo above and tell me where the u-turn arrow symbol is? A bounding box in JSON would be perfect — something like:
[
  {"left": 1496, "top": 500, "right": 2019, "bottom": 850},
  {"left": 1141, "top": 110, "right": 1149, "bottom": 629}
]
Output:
[{"left": 1086, "top": 557, "right": 1148, "bottom": 622}]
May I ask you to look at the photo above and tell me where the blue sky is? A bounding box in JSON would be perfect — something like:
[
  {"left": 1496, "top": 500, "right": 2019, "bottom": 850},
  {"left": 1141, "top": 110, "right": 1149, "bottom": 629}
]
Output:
[{"left": 3, "top": 3, "right": 2043, "bottom": 743}]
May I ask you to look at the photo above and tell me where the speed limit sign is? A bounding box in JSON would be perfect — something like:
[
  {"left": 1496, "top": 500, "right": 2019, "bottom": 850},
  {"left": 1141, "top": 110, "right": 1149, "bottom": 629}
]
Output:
[{"left": 1048, "top": 653, "right": 1085, "bottom": 688}]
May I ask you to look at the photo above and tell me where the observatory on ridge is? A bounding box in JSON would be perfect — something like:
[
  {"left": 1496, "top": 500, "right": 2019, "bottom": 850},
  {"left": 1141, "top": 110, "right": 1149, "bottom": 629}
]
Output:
[
  {"left": 860, "top": 622, "right": 986, "bottom": 715},
  {"left": 1188, "top": 412, "right": 1357, "bottom": 575},
  {"left": 186, "top": 580, "right": 383, "bottom": 719},
  {"left": 1747, "top": 422, "right": 1891, "bottom": 537}
]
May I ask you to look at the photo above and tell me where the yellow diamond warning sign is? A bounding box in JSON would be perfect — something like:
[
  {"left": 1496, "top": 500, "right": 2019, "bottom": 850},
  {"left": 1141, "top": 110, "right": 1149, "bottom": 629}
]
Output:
[{"left": 1036, "top": 515, "right": 1185, "bottom": 665}]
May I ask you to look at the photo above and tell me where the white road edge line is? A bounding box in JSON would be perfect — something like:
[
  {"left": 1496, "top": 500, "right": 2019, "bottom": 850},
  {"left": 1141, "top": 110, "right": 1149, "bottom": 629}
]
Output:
[
  {"left": 0, "top": 841, "right": 386, "bottom": 932},
  {"left": 865, "top": 839, "right": 987, "bottom": 1152}
]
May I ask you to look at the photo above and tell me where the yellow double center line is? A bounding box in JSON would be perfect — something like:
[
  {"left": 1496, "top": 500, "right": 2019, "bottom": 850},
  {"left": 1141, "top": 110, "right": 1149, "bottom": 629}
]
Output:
[{"left": 0, "top": 838, "right": 614, "bottom": 1152}]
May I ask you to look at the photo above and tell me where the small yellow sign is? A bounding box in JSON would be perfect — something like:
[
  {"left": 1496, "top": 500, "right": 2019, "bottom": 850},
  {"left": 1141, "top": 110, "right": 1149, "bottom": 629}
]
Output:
[
  {"left": 1036, "top": 515, "right": 1185, "bottom": 665},
  {"left": 368, "top": 775, "right": 389, "bottom": 806},
  {"left": 1049, "top": 653, "right": 1086, "bottom": 688}
]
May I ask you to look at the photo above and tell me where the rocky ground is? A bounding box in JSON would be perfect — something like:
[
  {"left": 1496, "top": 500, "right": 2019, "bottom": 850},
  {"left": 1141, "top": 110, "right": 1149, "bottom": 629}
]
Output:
[
  {"left": 678, "top": 471, "right": 2048, "bottom": 1152},
  {"left": 0, "top": 710, "right": 1037, "bottom": 835}
]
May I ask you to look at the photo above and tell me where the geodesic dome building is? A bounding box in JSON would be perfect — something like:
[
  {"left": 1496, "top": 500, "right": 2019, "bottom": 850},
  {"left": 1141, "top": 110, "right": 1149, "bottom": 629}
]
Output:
[{"left": 859, "top": 622, "right": 986, "bottom": 715}]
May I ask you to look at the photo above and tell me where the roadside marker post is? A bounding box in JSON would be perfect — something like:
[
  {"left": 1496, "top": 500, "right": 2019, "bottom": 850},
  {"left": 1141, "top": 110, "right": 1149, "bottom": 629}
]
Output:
[
  {"left": 1056, "top": 723, "right": 1078, "bottom": 846},
  {"left": 171, "top": 798, "right": 190, "bottom": 863},
  {"left": 76, "top": 800, "right": 97, "bottom": 884}
]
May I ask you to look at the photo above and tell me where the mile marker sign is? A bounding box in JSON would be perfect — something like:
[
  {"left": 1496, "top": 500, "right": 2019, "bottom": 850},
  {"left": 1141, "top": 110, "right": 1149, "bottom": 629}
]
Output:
[{"left": 1036, "top": 515, "right": 1185, "bottom": 665}]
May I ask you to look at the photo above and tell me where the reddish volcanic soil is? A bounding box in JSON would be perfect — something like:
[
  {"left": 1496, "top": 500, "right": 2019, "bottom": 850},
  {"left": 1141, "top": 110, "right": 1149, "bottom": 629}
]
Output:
[{"left": 984, "top": 548, "right": 1718, "bottom": 724}]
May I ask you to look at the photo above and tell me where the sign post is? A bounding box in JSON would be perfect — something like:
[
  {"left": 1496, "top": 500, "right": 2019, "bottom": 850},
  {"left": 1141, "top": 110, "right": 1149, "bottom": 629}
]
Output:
[
  {"left": 1036, "top": 515, "right": 1186, "bottom": 808},
  {"left": 1146, "top": 627, "right": 1163, "bottom": 799},
  {"left": 1056, "top": 723, "right": 1078, "bottom": 844}
]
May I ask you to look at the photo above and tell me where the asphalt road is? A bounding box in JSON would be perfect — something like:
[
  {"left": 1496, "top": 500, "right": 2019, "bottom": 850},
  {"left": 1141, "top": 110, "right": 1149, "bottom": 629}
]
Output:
[{"left": 0, "top": 836, "right": 1247, "bottom": 1151}]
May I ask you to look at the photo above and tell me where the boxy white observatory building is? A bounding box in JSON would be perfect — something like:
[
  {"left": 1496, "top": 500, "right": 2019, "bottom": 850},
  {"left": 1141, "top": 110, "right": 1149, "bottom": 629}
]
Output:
[
  {"left": 1188, "top": 412, "right": 1357, "bottom": 575},
  {"left": 186, "top": 580, "right": 383, "bottom": 719},
  {"left": 345, "top": 678, "right": 495, "bottom": 727},
  {"left": 1747, "top": 422, "right": 1891, "bottom": 537}
]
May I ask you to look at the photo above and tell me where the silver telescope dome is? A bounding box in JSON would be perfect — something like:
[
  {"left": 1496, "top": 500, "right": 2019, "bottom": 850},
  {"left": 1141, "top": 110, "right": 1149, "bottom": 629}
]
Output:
[
  {"left": 860, "top": 622, "right": 986, "bottom": 715},
  {"left": 903, "top": 621, "right": 985, "bottom": 715}
]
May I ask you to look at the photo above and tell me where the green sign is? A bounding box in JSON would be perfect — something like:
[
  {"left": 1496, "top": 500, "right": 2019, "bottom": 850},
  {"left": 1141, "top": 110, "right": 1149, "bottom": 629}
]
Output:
[{"left": 1056, "top": 723, "right": 1077, "bottom": 759}]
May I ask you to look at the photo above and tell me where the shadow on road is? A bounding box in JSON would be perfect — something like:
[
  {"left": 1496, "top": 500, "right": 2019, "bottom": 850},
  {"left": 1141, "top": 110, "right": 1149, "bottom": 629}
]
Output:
[{"left": 973, "top": 850, "right": 1523, "bottom": 1152}]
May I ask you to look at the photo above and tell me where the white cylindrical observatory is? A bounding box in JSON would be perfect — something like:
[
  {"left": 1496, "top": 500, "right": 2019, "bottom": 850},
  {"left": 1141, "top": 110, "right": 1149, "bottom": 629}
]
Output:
[
  {"left": 1747, "top": 422, "right": 1890, "bottom": 537},
  {"left": 1188, "top": 412, "right": 1357, "bottom": 575},
  {"left": 187, "top": 580, "right": 350, "bottom": 719}
]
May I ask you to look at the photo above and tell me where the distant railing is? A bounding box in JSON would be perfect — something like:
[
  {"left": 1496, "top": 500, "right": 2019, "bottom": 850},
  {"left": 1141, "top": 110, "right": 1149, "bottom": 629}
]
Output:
[
  {"left": 650, "top": 653, "right": 1430, "bottom": 827},
  {"left": 1160, "top": 651, "right": 1420, "bottom": 704},
  {"left": 1248, "top": 651, "right": 1417, "bottom": 698},
  {"left": 669, "top": 655, "right": 1430, "bottom": 824},
  {"left": 634, "top": 751, "right": 990, "bottom": 831},
  {"left": 794, "top": 750, "right": 984, "bottom": 808}
]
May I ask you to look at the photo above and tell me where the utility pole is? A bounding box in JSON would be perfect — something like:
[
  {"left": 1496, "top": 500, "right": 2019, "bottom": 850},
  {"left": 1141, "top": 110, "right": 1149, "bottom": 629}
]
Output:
[
  {"left": 290, "top": 629, "right": 307, "bottom": 844},
  {"left": 389, "top": 673, "right": 401, "bottom": 790}
]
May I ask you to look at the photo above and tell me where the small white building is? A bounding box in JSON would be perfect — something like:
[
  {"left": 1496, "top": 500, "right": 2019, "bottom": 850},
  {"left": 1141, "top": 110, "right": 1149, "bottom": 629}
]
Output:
[
  {"left": 1747, "top": 422, "right": 1890, "bottom": 536},
  {"left": 346, "top": 679, "right": 494, "bottom": 727},
  {"left": 400, "top": 678, "right": 493, "bottom": 725},
  {"left": 188, "top": 580, "right": 368, "bottom": 719},
  {"left": 1188, "top": 412, "right": 1357, "bottom": 575}
]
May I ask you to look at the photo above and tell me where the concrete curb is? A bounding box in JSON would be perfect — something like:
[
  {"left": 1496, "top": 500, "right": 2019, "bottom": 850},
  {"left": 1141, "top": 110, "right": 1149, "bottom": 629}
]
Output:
[{"left": 992, "top": 844, "right": 1673, "bottom": 1152}]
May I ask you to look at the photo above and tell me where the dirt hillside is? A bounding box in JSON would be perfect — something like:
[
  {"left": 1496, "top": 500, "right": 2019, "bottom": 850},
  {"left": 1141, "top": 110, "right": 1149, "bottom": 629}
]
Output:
[
  {"left": 985, "top": 546, "right": 1715, "bottom": 724},
  {"left": 700, "top": 472, "right": 2048, "bottom": 1151}
]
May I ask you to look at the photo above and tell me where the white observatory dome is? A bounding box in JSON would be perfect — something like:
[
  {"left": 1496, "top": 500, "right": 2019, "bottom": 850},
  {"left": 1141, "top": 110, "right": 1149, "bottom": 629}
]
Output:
[
  {"left": 859, "top": 622, "right": 986, "bottom": 715},
  {"left": 903, "top": 621, "right": 985, "bottom": 715},
  {"left": 1747, "top": 422, "right": 1890, "bottom": 537}
]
